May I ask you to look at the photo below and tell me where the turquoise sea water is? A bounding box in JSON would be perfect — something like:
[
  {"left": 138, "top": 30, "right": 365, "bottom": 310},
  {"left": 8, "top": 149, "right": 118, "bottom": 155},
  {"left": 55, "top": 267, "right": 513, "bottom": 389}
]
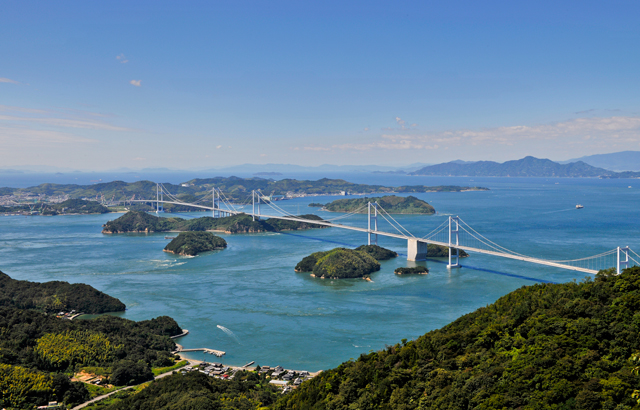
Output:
[{"left": 1, "top": 175, "right": 639, "bottom": 371}]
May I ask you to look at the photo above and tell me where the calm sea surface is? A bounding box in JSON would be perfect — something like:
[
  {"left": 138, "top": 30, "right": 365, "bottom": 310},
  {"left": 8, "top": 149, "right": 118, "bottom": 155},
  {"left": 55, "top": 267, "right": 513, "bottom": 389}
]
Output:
[{"left": 1, "top": 174, "right": 639, "bottom": 371}]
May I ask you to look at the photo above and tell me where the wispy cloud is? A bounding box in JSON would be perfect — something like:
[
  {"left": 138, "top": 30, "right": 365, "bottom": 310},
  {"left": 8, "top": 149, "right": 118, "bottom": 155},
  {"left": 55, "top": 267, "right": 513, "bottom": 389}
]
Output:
[
  {"left": 0, "top": 78, "right": 19, "bottom": 84},
  {"left": 116, "top": 54, "right": 129, "bottom": 64},
  {"left": 130, "top": 80, "right": 141, "bottom": 87},
  {"left": 0, "top": 114, "right": 135, "bottom": 132},
  {"left": 0, "top": 125, "right": 96, "bottom": 147},
  {"left": 300, "top": 116, "right": 640, "bottom": 153}
]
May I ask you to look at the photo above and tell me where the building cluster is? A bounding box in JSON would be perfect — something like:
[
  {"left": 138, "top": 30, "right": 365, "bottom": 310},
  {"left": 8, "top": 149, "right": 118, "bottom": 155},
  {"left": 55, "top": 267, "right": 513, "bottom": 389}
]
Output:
[
  {"left": 261, "top": 365, "right": 313, "bottom": 392},
  {"left": 181, "top": 362, "right": 231, "bottom": 379},
  {"left": 178, "top": 362, "right": 314, "bottom": 394}
]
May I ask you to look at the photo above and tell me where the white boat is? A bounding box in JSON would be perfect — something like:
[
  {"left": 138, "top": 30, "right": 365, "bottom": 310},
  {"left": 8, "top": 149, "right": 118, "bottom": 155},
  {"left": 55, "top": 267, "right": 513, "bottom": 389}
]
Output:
[{"left": 576, "top": 204, "right": 584, "bottom": 209}]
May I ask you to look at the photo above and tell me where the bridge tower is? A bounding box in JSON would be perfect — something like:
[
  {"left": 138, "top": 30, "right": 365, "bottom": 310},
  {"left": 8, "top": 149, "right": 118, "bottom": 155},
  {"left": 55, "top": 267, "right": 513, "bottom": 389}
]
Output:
[
  {"left": 617, "top": 246, "right": 630, "bottom": 274},
  {"left": 212, "top": 187, "right": 218, "bottom": 218},
  {"left": 447, "top": 216, "right": 460, "bottom": 269},
  {"left": 155, "top": 183, "right": 164, "bottom": 213},
  {"left": 252, "top": 190, "right": 261, "bottom": 221},
  {"left": 368, "top": 202, "right": 378, "bottom": 245}
]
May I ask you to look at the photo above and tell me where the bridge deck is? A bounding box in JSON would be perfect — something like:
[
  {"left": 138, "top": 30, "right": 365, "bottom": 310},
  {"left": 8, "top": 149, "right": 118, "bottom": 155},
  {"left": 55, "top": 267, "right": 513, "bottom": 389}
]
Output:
[{"left": 130, "top": 199, "right": 599, "bottom": 275}]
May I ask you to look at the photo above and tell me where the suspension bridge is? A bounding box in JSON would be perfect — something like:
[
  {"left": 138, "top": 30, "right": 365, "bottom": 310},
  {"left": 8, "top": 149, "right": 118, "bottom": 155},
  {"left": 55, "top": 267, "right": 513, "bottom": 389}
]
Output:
[{"left": 123, "top": 183, "right": 640, "bottom": 276}]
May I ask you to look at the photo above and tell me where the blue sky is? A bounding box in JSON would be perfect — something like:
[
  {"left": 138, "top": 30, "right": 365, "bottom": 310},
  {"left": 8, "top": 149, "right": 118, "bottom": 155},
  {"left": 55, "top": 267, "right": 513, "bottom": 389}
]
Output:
[{"left": 1, "top": 0, "right": 639, "bottom": 170}]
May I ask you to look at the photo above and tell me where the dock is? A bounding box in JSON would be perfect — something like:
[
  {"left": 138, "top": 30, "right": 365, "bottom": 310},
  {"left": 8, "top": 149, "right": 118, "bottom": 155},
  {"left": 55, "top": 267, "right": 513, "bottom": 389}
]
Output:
[{"left": 174, "top": 343, "right": 225, "bottom": 357}]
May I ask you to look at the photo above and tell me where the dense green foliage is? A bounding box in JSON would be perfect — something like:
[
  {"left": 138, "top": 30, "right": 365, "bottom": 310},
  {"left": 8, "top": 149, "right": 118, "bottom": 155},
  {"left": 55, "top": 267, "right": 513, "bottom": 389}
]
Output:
[
  {"left": 101, "top": 370, "right": 280, "bottom": 410},
  {"left": 109, "top": 360, "right": 154, "bottom": 386},
  {"left": 1, "top": 176, "right": 487, "bottom": 205},
  {"left": 103, "top": 211, "right": 328, "bottom": 234},
  {"left": 276, "top": 267, "right": 640, "bottom": 410},
  {"left": 410, "top": 156, "right": 616, "bottom": 177},
  {"left": 35, "top": 330, "right": 119, "bottom": 369},
  {"left": 0, "top": 271, "right": 125, "bottom": 314},
  {"left": 355, "top": 245, "right": 398, "bottom": 260},
  {"left": 309, "top": 248, "right": 381, "bottom": 279},
  {"left": 324, "top": 195, "right": 436, "bottom": 214},
  {"left": 395, "top": 266, "right": 429, "bottom": 275},
  {"left": 0, "top": 305, "right": 179, "bottom": 407},
  {"left": 296, "top": 246, "right": 395, "bottom": 277},
  {"left": 41, "top": 199, "right": 110, "bottom": 215},
  {"left": 164, "top": 232, "right": 227, "bottom": 256},
  {"left": 308, "top": 203, "right": 325, "bottom": 207},
  {"left": 427, "top": 244, "right": 469, "bottom": 258},
  {"left": 0, "top": 306, "right": 179, "bottom": 370},
  {"left": 295, "top": 251, "right": 331, "bottom": 272}
]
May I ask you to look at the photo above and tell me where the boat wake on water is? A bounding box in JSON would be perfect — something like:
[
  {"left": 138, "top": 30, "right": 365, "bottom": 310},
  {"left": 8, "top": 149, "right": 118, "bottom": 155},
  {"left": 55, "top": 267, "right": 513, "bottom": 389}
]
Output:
[{"left": 217, "top": 325, "right": 242, "bottom": 345}]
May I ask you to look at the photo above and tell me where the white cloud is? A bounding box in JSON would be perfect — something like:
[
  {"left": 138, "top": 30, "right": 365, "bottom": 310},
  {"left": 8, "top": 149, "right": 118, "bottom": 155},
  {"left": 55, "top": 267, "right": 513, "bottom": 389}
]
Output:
[
  {"left": 116, "top": 54, "right": 129, "bottom": 64},
  {"left": 0, "top": 78, "right": 18, "bottom": 84},
  {"left": 0, "top": 125, "right": 96, "bottom": 147},
  {"left": 0, "top": 114, "right": 135, "bottom": 132},
  {"left": 216, "top": 145, "right": 222, "bottom": 149},
  {"left": 130, "top": 80, "right": 141, "bottom": 87},
  {"left": 299, "top": 116, "right": 640, "bottom": 154},
  {"left": 395, "top": 117, "right": 405, "bottom": 126}
]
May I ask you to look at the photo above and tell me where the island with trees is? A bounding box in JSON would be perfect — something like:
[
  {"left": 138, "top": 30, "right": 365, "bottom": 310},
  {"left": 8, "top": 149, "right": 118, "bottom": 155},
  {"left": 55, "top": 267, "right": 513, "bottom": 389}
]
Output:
[
  {"left": 295, "top": 245, "right": 397, "bottom": 279},
  {"left": 355, "top": 244, "right": 398, "bottom": 260},
  {"left": 102, "top": 211, "right": 328, "bottom": 234},
  {"left": 164, "top": 232, "right": 227, "bottom": 256},
  {"left": 0, "top": 271, "right": 184, "bottom": 409},
  {"left": 324, "top": 195, "right": 436, "bottom": 214},
  {"left": 394, "top": 266, "right": 429, "bottom": 275},
  {"left": 426, "top": 244, "right": 469, "bottom": 257}
]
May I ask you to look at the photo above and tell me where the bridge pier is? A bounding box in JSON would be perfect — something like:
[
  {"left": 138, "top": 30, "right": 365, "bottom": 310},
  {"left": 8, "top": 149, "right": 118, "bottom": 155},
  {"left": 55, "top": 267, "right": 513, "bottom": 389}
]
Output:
[{"left": 407, "top": 239, "right": 428, "bottom": 261}]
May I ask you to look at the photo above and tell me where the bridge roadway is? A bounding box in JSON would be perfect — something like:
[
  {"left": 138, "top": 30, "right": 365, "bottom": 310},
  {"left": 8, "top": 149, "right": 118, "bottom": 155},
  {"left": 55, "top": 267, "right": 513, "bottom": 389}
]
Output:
[{"left": 130, "top": 199, "right": 599, "bottom": 275}]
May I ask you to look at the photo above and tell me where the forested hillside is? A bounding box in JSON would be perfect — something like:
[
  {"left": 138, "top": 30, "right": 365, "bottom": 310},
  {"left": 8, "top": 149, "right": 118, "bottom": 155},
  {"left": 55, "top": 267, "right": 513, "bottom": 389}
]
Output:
[
  {"left": 98, "top": 371, "right": 280, "bottom": 410},
  {"left": 102, "top": 211, "right": 328, "bottom": 234},
  {"left": 324, "top": 195, "right": 436, "bottom": 214},
  {"left": 0, "top": 272, "right": 183, "bottom": 409},
  {"left": 0, "top": 271, "right": 125, "bottom": 314},
  {"left": 276, "top": 267, "right": 640, "bottom": 410}
]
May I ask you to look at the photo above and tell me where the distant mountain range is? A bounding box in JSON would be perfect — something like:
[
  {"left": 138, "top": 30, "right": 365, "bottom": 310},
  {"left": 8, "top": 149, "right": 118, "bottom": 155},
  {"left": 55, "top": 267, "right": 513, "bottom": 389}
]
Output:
[
  {"left": 409, "top": 156, "right": 640, "bottom": 178},
  {"left": 560, "top": 151, "right": 640, "bottom": 172}
]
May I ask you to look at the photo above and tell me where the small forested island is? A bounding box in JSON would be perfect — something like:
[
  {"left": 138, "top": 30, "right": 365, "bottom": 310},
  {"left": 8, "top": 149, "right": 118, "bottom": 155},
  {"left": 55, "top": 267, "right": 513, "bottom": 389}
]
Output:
[
  {"left": 0, "top": 271, "right": 183, "bottom": 409},
  {"left": 295, "top": 245, "right": 397, "bottom": 279},
  {"left": 0, "top": 271, "right": 125, "bottom": 314},
  {"left": 41, "top": 198, "right": 110, "bottom": 215},
  {"left": 102, "top": 211, "right": 327, "bottom": 234},
  {"left": 395, "top": 266, "right": 429, "bottom": 275},
  {"left": 164, "top": 232, "right": 227, "bottom": 256},
  {"left": 426, "top": 243, "right": 469, "bottom": 257},
  {"left": 308, "top": 202, "right": 325, "bottom": 207},
  {"left": 355, "top": 244, "right": 398, "bottom": 260},
  {"left": 0, "top": 198, "right": 110, "bottom": 216},
  {"left": 324, "top": 195, "right": 435, "bottom": 214}
]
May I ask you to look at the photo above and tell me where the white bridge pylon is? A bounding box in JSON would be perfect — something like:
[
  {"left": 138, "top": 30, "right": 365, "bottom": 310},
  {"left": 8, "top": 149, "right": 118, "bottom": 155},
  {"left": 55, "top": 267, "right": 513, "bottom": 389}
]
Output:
[{"left": 128, "top": 184, "right": 640, "bottom": 275}]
